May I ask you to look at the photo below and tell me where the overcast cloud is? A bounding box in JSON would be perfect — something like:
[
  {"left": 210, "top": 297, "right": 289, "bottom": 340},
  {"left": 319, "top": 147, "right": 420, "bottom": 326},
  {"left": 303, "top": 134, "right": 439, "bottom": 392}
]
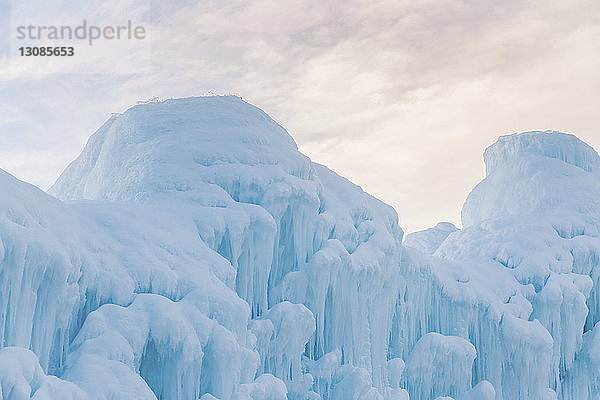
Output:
[{"left": 0, "top": 0, "right": 599, "bottom": 232}]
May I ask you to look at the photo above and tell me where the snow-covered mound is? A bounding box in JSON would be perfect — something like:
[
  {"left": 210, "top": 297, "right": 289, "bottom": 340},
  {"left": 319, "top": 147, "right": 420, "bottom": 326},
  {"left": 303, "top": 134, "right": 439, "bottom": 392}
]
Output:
[
  {"left": 462, "top": 130, "right": 600, "bottom": 226},
  {"left": 403, "top": 333, "right": 475, "bottom": 400},
  {"left": 403, "top": 222, "right": 458, "bottom": 254},
  {"left": 2, "top": 97, "right": 600, "bottom": 400}
]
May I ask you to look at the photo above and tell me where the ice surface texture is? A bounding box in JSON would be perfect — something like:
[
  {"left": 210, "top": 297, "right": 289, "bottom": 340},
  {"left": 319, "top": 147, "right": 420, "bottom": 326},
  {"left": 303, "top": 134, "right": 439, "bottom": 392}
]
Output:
[{"left": 1, "top": 96, "right": 599, "bottom": 399}]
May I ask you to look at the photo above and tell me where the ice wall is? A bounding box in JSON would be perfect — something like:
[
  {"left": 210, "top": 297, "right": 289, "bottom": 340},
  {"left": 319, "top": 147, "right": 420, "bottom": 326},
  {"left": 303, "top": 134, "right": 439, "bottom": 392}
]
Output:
[
  {"left": 1, "top": 96, "right": 403, "bottom": 399},
  {"left": 560, "top": 321, "right": 600, "bottom": 399},
  {"left": 48, "top": 96, "right": 405, "bottom": 393},
  {"left": 430, "top": 131, "right": 600, "bottom": 399},
  {"left": 2, "top": 98, "right": 600, "bottom": 400}
]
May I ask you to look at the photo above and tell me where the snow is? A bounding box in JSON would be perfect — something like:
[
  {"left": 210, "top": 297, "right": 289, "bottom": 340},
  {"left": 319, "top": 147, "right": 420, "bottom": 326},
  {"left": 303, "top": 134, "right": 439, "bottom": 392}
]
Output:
[
  {"left": 2, "top": 96, "right": 404, "bottom": 400},
  {"left": 386, "top": 358, "right": 405, "bottom": 389},
  {"left": 404, "top": 222, "right": 458, "bottom": 254},
  {"left": 1, "top": 98, "right": 600, "bottom": 400},
  {"left": 463, "top": 381, "right": 496, "bottom": 400},
  {"left": 0, "top": 347, "right": 88, "bottom": 400},
  {"left": 561, "top": 322, "right": 600, "bottom": 399},
  {"left": 254, "top": 301, "right": 315, "bottom": 398},
  {"left": 47, "top": 96, "right": 405, "bottom": 395},
  {"left": 403, "top": 333, "right": 476, "bottom": 400},
  {"left": 462, "top": 131, "right": 600, "bottom": 227},
  {"left": 430, "top": 131, "right": 600, "bottom": 399},
  {"left": 232, "top": 374, "right": 288, "bottom": 400}
]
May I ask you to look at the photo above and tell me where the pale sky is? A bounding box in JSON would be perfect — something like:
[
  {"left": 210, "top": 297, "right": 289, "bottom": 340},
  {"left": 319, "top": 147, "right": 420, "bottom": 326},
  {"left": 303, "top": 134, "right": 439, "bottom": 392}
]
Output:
[{"left": 1, "top": 0, "right": 599, "bottom": 233}]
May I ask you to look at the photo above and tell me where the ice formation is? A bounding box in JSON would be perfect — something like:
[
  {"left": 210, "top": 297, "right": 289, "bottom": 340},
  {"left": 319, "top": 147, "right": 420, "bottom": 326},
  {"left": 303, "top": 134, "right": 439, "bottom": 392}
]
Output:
[
  {"left": 1, "top": 97, "right": 599, "bottom": 400},
  {"left": 403, "top": 222, "right": 458, "bottom": 255},
  {"left": 403, "top": 333, "right": 475, "bottom": 400}
]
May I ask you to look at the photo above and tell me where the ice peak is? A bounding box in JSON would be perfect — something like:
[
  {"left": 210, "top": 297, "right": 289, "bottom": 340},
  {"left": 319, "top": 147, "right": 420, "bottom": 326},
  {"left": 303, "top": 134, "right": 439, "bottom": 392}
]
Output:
[
  {"left": 119, "top": 95, "right": 297, "bottom": 149},
  {"left": 483, "top": 130, "right": 600, "bottom": 176},
  {"left": 49, "top": 96, "right": 309, "bottom": 201},
  {"left": 462, "top": 131, "right": 600, "bottom": 227}
]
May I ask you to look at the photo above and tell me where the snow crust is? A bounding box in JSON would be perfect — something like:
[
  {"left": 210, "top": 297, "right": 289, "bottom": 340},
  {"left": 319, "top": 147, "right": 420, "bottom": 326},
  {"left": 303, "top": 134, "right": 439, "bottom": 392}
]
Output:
[{"left": 1, "top": 98, "right": 599, "bottom": 400}]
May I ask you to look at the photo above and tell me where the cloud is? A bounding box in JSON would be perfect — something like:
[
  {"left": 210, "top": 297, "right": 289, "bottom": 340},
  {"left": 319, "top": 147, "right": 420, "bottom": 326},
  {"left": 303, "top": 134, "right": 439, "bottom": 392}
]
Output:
[{"left": 0, "top": 0, "right": 599, "bottom": 232}]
